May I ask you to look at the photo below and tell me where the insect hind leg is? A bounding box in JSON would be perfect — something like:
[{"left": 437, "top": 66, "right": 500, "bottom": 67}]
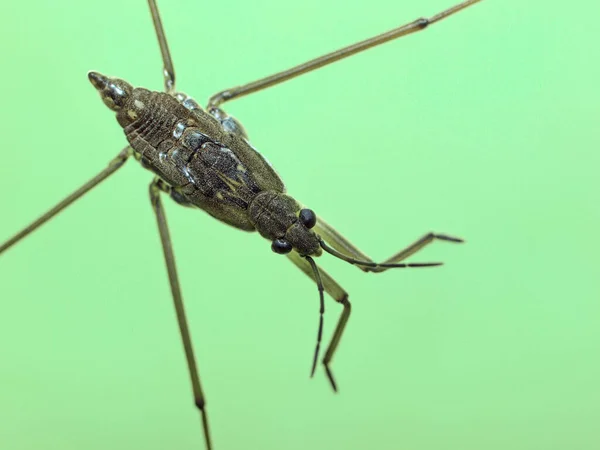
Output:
[
  {"left": 148, "top": 0, "right": 176, "bottom": 93},
  {"left": 0, "top": 147, "right": 131, "bottom": 255}
]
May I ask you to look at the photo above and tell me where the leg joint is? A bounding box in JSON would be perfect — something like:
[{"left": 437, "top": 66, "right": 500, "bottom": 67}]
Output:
[
  {"left": 149, "top": 177, "right": 171, "bottom": 204},
  {"left": 195, "top": 398, "right": 206, "bottom": 411},
  {"left": 108, "top": 146, "right": 132, "bottom": 168},
  {"left": 339, "top": 294, "right": 351, "bottom": 308},
  {"left": 416, "top": 17, "right": 429, "bottom": 29}
]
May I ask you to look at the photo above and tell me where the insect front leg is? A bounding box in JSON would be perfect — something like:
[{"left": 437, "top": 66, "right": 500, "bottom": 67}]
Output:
[
  {"left": 287, "top": 251, "right": 351, "bottom": 392},
  {"left": 315, "top": 215, "right": 463, "bottom": 273},
  {"left": 148, "top": 178, "right": 212, "bottom": 450}
]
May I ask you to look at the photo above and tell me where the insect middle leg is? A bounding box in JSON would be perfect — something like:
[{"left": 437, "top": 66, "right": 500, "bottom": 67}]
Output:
[
  {"left": 315, "top": 215, "right": 464, "bottom": 273},
  {"left": 287, "top": 252, "right": 350, "bottom": 392},
  {"left": 147, "top": 4, "right": 213, "bottom": 448},
  {"left": 149, "top": 178, "right": 212, "bottom": 450},
  {"left": 206, "top": 0, "right": 482, "bottom": 107}
]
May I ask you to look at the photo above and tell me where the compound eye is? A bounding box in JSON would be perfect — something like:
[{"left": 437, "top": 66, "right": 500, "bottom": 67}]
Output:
[
  {"left": 299, "top": 208, "right": 317, "bottom": 229},
  {"left": 271, "top": 238, "right": 293, "bottom": 254}
]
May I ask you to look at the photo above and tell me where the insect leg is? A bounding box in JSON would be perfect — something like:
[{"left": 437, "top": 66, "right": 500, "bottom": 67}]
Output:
[
  {"left": 314, "top": 215, "right": 463, "bottom": 274},
  {"left": 0, "top": 147, "right": 131, "bottom": 256},
  {"left": 287, "top": 251, "right": 350, "bottom": 392},
  {"left": 148, "top": 178, "right": 212, "bottom": 450},
  {"left": 148, "top": 0, "right": 176, "bottom": 93},
  {"left": 207, "top": 0, "right": 482, "bottom": 107}
]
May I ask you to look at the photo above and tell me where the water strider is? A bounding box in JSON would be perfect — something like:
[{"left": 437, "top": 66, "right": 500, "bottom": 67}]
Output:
[{"left": 1, "top": 0, "right": 483, "bottom": 448}]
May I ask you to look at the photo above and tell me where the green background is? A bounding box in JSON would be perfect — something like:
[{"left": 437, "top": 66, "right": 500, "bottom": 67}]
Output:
[{"left": 1, "top": 0, "right": 598, "bottom": 449}]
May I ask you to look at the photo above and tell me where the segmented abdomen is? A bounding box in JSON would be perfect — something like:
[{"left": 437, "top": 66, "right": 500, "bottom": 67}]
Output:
[{"left": 124, "top": 90, "right": 260, "bottom": 209}]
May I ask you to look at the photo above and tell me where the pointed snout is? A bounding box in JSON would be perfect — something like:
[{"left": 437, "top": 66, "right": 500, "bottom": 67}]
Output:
[
  {"left": 88, "top": 71, "right": 108, "bottom": 90},
  {"left": 87, "top": 72, "right": 133, "bottom": 112}
]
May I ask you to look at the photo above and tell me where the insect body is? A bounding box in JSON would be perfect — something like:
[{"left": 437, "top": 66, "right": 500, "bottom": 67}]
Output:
[
  {"left": 1, "top": 0, "right": 483, "bottom": 448},
  {"left": 89, "top": 72, "right": 320, "bottom": 255}
]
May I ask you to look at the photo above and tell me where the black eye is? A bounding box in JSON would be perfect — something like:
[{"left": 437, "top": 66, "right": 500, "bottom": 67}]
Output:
[
  {"left": 271, "top": 238, "right": 293, "bottom": 254},
  {"left": 299, "top": 208, "right": 317, "bottom": 229}
]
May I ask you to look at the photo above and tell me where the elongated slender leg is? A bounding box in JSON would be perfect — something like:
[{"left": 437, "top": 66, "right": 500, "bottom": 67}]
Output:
[
  {"left": 149, "top": 178, "right": 212, "bottom": 450},
  {"left": 0, "top": 147, "right": 131, "bottom": 256},
  {"left": 287, "top": 252, "right": 351, "bottom": 392},
  {"left": 314, "top": 215, "right": 463, "bottom": 273},
  {"left": 208, "top": 0, "right": 482, "bottom": 107},
  {"left": 148, "top": 0, "right": 176, "bottom": 93},
  {"left": 304, "top": 256, "right": 325, "bottom": 378}
]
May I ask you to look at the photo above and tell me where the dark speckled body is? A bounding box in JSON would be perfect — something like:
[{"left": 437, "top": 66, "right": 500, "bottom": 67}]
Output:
[
  {"left": 93, "top": 75, "right": 321, "bottom": 256},
  {"left": 119, "top": 87, "right": 283, "bottom": 230}
]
